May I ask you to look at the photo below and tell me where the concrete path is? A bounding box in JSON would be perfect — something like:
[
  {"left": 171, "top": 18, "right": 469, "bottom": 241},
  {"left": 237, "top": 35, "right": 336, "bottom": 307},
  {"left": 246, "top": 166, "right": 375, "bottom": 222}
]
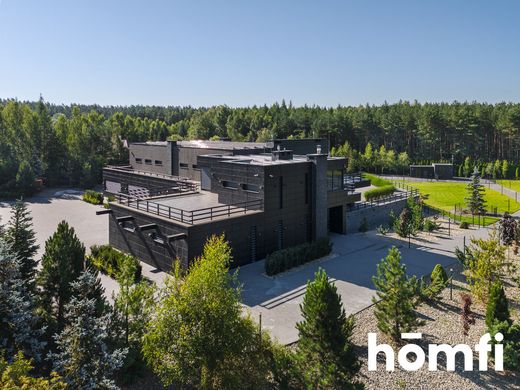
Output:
[{"left": 237, "top": 224, "right": 492, "bottom": 344}]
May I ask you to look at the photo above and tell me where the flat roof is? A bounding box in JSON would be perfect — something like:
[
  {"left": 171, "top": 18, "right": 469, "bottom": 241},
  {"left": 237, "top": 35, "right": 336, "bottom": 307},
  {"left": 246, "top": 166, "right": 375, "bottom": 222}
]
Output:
[
  {"left": 130, "top": 140, "right": 268, "bottom": 150},
  {"left": 151, "top": 191, "right": 223, "bottom": 211},
  {"left": 201, "top": 153, "right": 344, "bottom": 167}
]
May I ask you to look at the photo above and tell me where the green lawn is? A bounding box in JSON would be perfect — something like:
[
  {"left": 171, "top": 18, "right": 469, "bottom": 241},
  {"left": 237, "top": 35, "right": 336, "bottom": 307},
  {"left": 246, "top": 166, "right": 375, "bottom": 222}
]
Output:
[
  {"left": 393, "top": 179, "right": 520, "bottom": 226},
  {"left": 496, "top": 180, "right": 520, "bottom": 193}
]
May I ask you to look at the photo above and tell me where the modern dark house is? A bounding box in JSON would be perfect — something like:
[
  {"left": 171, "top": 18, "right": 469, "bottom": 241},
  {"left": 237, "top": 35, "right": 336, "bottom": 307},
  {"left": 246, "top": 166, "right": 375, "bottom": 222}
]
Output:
[
  {"left": 409, "top": 163, "right": 454, "bottom": 180},
  {"left": 100, "top": 139, "right": 367, "bottom": 271}
]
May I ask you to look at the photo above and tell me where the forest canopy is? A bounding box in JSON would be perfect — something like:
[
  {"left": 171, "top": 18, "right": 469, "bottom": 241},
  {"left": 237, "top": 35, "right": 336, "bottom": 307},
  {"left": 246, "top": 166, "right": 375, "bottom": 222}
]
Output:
[{"left": 1, "top": 98, "right": 520, "bottom": 197}]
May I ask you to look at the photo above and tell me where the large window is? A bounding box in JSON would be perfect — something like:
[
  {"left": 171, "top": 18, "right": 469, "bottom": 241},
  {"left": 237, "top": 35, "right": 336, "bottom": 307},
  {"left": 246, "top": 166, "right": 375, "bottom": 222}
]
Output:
[{"left": 327, "top": 169, "right": 344, "bottom": 191}]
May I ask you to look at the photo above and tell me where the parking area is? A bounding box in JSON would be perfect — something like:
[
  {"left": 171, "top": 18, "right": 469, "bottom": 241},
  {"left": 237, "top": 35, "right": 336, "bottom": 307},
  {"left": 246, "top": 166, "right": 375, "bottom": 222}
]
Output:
[{"left": 238, "top": 226, "right": 491, "bottom": 344}]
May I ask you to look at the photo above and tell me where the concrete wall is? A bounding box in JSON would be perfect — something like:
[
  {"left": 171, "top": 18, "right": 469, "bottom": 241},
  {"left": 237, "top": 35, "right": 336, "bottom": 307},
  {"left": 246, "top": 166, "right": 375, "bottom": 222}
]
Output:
[
  {"left": 129, "top": 142, "right": 174, "bottom": 175},
  {"left": 345, "top": 198, "right": 409, "bottom": 234}
]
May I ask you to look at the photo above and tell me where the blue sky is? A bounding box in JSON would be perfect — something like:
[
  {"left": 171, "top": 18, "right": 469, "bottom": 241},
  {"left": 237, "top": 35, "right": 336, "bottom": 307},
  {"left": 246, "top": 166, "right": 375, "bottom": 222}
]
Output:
[{"left": 0, "top": 0, "right": 519, "bottom": 107}]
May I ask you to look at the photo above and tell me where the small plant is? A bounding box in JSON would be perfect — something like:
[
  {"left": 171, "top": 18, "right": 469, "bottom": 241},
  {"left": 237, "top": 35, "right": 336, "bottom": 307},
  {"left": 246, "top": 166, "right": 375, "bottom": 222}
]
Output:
[
  {"left": 460, "top": 221, "right": 469, "bottom": 229},
  {"left": 358, "top": 217, "right": 368, "bottom": 232},
  {"left": 423, "top": 218, "right": 440, "bottom": 232},
  {"left": 376, "top": 224, "right": 389, "bottom": 235},
  {"left": 460, "top": 292, "right": 476, "bottom": 338},
  {"left": 485, "top": 280, "right": 510, "bottom": 329},
  {"left": 82, "top": 190, "right": 104, "bottom": 205}
]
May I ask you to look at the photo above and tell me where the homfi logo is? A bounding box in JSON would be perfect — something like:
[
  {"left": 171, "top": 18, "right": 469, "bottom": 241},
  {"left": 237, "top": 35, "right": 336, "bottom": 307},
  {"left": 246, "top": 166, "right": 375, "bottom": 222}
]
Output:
[{"left": 368, "top": 332, "right": 504, "bottom": 371}]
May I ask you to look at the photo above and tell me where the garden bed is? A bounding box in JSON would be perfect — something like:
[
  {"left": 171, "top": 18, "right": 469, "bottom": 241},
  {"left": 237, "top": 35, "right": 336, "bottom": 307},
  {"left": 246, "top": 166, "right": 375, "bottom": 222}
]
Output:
[{"left": 350, "top": 252, "right": 520, "bottom": 389}]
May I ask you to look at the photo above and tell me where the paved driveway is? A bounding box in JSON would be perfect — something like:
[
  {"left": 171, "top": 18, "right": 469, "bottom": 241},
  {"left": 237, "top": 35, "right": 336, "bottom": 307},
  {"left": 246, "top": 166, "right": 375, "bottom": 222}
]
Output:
[
  {"left": 237, "top": 227, "right": 491, "bottom": 345},
  {"left": 0, "top": 188, "right": 117, "bottom": 296}
]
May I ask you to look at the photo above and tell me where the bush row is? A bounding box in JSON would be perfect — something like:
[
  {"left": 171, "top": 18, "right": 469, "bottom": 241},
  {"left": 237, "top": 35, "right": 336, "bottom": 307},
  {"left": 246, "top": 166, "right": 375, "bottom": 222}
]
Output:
[
  {"left": 82, "top": 190, "right": 104, "bottom": 205},
  {"left": 362, "top": 173, "right": 393, "bottom": 187},
  {"left": 364, "top": 185, "right": 396, "bottom": 201},
  {"left": 265, "top": 238, "right": 332, "bottom": 276},
  {"left": 88, "top": 245, "right": 142, "bottom": 282}
]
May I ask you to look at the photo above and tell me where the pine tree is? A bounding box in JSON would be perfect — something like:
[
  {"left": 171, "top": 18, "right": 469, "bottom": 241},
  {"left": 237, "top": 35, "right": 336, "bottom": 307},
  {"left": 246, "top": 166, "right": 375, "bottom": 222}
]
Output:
[
  {"left": 372, "top": 247, "right": 422, "bottom": 342},
  {"left": 465, "top": 166, "right": 487, "bottom": 215},
  {"left": 485, "top": 280, "right": 510, "bottom": 329},
  {"left": 0, "top": 240, "right": 45, "bottom": 362},
  {"left": 15, "top": 160, "right": 35, "bottom": 196},
  {"left": 37, "top": 221, "right": 85, "bottom": 333},
  {"left": 4, "top": 199, "right": 39, "bottom": 289},
  {"left": 49, "top": 270, "right": 126, "bottom": 389},
  {"left": 296, "top": 268, "right": 361, "bottom": 389}
]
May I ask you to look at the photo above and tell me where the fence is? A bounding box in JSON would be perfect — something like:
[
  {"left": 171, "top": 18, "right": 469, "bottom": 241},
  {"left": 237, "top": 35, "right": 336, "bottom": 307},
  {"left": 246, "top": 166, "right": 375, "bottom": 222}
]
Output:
[
  {"left": 349, "top": 187, "right": 418, "bottom": 212},
  {"left": 114, "top": 193, "right": 263, "bottom": 225},
  {"left": 391, "top": 180, "right": 498, "bottom": 228}
]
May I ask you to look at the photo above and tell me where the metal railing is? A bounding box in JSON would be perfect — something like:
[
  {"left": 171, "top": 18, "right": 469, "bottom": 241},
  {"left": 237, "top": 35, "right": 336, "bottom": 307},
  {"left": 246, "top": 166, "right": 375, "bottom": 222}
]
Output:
[
  {"left": 349, "top": 187, "right": 418, "bottom": 211},
  {"left": 114, "top": 193, "right": 263, "bottom": 225},
  {"left": 104, "top": 165, "right": 194, "bottom": 183}
]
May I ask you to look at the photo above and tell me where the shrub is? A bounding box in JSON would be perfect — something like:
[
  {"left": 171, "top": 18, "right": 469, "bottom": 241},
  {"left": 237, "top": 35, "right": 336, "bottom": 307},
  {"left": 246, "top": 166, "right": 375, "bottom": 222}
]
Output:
[
  {"left": 486, "top": 280, "right": 510, "bottom": 329},
  {"left": 460, "top": 221, "right": 469, "bottom": 229},
  {"left": 89, "top": 245, "right": 141, "bottom": 282},
  {"left": 83, "top": 190, "right": 104, "bottom": 205},
  {"left": 364, "top": 185, "right": 396, "bottom": 201},
  {"left": 377, "top": 225, "right": 389, "bottom": 235},
  {"left": 424, "top": 218, "right": 440, "bottom": 232},
  {"left": 362, "top": 173, "right": 392, "bottom": 187},
  {"left": 423, "top": 264, "right": 449, "bottom": 300},
  {"left": 265, "top": 238, "right": 332, "bottom": 276}
]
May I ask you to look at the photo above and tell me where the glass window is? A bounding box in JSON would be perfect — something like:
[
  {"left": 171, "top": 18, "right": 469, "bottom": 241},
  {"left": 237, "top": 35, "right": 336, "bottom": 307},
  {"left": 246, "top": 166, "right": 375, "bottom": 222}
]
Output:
[
  {"left": 135, "top": 158, "right": 142, "bottom": 164},
  {"left": 180, "top": 163, "right": 188, "bottom": 168},
  {"left": 155, "top": 160, "right": 163, "bottom": 166},
  {"left": 242, "top": 183, "right": 260, "bottom": 193},
  {"left": 145, "top": 159, "right": 152, "bottom": 165},
  {"left": 222, "top": 180, "right": 238, "bottom": 190}
]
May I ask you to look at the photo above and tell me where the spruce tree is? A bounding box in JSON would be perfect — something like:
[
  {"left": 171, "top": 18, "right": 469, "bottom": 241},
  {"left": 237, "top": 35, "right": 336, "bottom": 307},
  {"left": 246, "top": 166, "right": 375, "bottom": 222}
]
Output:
[
  {"left": 4, "top": 199, "right": 39, "bottom": 289},
  {"left": 296, "top": 268, "right": 361, "bottom": 389},
  {"left": 0, "top": 240, "right": 45, "bottom": 362},
  {"left": 37, "top": 221, "right": 85, "bottom": 333},
  {"left": 485, "top": 280, "right": 510, "bottom": 329},
  {"left": 465, "top": 166, "right": 486, "bottom": 215},
  {"left": 372, "top": 247, "right": 422, "bottom": 342},
  {"left": 49, "top": 270, "right": 126, "bottom": 389}
]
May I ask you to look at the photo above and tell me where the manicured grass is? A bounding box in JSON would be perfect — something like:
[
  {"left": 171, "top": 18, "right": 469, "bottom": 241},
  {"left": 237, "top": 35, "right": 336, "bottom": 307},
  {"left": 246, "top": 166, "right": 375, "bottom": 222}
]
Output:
[
  {"left": 496, "top": 180, "right": 520, "bottom": 193},
  {"left": 405, "top": 181, "right": 520, "bottom": 213},
  {"left": 362, "top": 173, "right": 392, "bottom": 187}
]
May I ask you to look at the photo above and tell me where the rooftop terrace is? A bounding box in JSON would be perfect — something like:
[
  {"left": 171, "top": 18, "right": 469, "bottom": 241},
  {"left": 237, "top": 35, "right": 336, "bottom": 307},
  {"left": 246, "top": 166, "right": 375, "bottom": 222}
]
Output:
[{"left": 113, "top": 191, "right": 263, "bottom": 225}]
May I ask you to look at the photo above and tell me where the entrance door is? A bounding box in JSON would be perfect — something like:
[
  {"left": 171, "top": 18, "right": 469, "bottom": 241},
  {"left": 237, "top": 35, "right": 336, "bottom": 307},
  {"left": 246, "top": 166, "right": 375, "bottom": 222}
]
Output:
[{"left": 328, "top": 206, "right": 344, "bottom": 234}]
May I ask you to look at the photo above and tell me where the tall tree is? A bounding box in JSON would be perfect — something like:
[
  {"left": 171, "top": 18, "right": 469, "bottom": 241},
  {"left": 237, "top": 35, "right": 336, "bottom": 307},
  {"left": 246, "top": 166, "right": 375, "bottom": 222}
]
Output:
[
  {"left": 4, "top": 199, "right": 39, "bottom": 289},
  {"left": 37, "top": 221, "right": 85, "bottom": 333},
  {"left": 296, "top": 268, "right": 362, "bottom": 389},
  {"left": 143, "top": 235, "right": 271, "bottom": 389},
  {"left": 372, "top": 247, "right": 422, "bottom": 341},
  {"left": 465, "top": 166, "right": 487, "bottom": 215},
  {"left": 49, "top": 270, "right": 126, "bottom": 390},
  {"left": 0, "top": 240, "right": 45, "bottom": 362}
]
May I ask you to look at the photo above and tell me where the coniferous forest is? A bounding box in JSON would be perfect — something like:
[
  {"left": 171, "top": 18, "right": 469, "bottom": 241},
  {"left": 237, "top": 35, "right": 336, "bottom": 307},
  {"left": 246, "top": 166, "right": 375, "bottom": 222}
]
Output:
[{"left": 2, "top": 98, "right": 520, "bottom": 197}]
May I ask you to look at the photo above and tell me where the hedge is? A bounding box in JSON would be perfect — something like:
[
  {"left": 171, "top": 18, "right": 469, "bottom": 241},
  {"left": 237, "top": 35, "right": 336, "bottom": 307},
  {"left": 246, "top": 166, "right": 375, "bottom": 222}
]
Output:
[
  {"left": 265, "top": 237, "right": 332, "bottom": 276},
  {"left": 88, "top": 245, "right": 142, "bottom": 282},
  {"left": 362, "top": 173, "right": 392, "bottom": 187},
  {"left": 364, "top": 185, "right": 396, "bottom": 201},
  {"left": 82, "top": 190, "right": 104, "bottom": 205}
]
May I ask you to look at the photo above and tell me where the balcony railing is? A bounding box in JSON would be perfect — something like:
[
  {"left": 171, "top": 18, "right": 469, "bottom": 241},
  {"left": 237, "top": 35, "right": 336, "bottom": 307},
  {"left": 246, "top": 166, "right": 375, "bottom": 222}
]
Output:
[{"left": 113, "top": 193, "right": 263, "bottom": 225}]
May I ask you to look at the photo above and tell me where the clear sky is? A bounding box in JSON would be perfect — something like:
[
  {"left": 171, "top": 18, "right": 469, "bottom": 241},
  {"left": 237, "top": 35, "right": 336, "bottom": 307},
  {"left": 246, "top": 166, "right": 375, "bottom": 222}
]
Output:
[{"left": 0, "top": 0, "right": 519, "bottom": 107}]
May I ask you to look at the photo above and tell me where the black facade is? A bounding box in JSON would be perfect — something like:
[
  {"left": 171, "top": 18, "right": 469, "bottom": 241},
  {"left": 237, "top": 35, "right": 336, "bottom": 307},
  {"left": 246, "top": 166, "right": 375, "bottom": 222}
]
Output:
[
  {"left": 410, "top": 163, "right": 454, "bottom": 180},
  {"left": 103, "top": 140, "right": 366, "bottom": 271}
]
